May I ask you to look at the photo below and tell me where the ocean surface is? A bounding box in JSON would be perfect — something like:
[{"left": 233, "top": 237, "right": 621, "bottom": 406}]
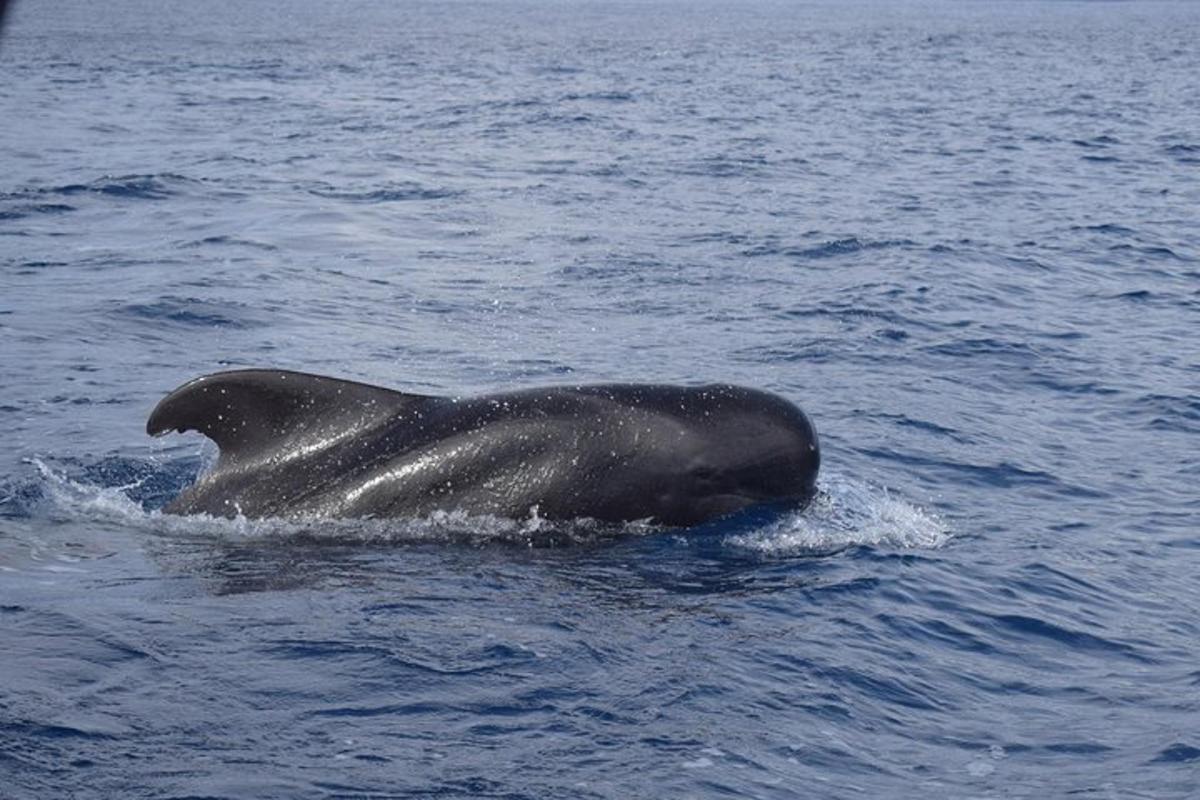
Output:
[{"left": 2, "top": 0, "right": 1198, "bottom": 797}]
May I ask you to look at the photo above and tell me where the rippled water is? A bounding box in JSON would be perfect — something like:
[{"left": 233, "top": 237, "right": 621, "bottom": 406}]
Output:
[{"left": 2, "top": 1, "right": 1199, "bottom": 797}]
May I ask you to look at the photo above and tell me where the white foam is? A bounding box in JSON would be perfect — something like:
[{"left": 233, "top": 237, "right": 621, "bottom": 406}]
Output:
[
  {"left": 31, "top": 457, "right": 150, "bottom": 522},
  {"left": 725, "top": 473, "right": 950, "bottom": 555},
  {"left": 28, "top": 459, "right": 949, "bottom": 552},
  {"left": 28, "top": 458, "right": 612, "bottom": 546}
]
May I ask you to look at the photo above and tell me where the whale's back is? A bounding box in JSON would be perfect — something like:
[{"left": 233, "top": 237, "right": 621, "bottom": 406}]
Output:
[{"left": 148, "top": 371, "right": 819, "bottom": 525}]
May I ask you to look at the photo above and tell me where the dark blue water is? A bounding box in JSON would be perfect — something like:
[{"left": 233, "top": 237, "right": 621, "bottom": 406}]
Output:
[{"left": 3, "top": 1, "right": 1199, "bottom": 797}]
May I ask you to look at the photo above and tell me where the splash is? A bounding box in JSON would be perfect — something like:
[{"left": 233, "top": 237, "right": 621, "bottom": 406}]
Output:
[
  {"left": 18, "top": 458, "right": 947, "bottom": 552},
  {"left": 28, "top": 456, "right": 156, "bottom": 522},
  {"left": 724, "top": 473, "right": 950, "bottom": 556},
  {"left": 20, "top": 457, "right": 641, "bottom": 548}
]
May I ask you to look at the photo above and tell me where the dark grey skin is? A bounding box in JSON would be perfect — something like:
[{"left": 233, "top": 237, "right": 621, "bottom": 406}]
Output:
[{"left": 147, "top": 370, "right": 820, "bottom": 527}]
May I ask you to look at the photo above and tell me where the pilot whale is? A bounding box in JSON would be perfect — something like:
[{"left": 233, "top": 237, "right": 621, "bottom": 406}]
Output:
[{"left": 147, "top": 369, "right": 820, "bottom": 527}]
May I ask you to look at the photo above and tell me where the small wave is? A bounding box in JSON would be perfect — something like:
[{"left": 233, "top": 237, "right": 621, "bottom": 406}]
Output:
[
  {"left": 743, "top": 237, "right": 915, "bottom": 261},
  {"left": 985, "top": 613, "right": 1151, "bottom": 663},
  {"left": 725, "top": 475, "right": 950, "bottom": 556},
  {"left": 1164, "top": 143, "right": 1200, "bottom": 163},
  {"left": 1106, "top": 243, "right": 1186, "bottom": 262},
  {"left": 1071, "top": 223, "right": 1136, "bottom": 236},
  {"left": 532, "top": 64, "right": 582, "bottom": 75},
  {"left": 672, "top": 154, "right": 771, "bottom": 179},
  {"left": 55, "top": 173, "right": 194, "bottom": 200},
  {"left": 0, "top": 203, "right": 76, "bottom": 221},
  {"left": 1130, "top": 393, "right": 1200, "bottom": 434},
  {"left": 1150, "top": 744, "right": 1200, "bottom": 764},
  {"left": 871, "top": 412, "right": 970, "bottom": 442},
  {"left": 111, "top": 296, "right": 264, "bottom": 329},
  {"left": 857, "top": 446, "right": 1104, "bottom": 497},
  {"left": 178, "top": 235, "right": 278, "bottom": 251},
  {"left": 561, "top": 91, "right": 634, "bottom": 102},
  {"left": 922, "top": 337, "right": 1040, "bottom": 360},
  {"left": 309, "top": 182, "right": 460, "bottom": 203},
  {"left": 1071, "top": 137, "right": 1119, "bottom": 149}
]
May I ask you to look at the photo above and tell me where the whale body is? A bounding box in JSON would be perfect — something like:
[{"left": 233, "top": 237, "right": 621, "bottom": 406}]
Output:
[{"left": 147, "top": 369, "right": 820, "bottom": 527}]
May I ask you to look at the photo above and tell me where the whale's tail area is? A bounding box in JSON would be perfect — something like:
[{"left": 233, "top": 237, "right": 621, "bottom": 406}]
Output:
[{"left": 147, "top": 370, "right": 432, "bottom": 466}]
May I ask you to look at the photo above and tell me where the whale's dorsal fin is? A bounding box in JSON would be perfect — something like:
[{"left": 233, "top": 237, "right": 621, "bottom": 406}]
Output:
[{"left": 147, "top": 369, "right": 434, "bottom": 464}]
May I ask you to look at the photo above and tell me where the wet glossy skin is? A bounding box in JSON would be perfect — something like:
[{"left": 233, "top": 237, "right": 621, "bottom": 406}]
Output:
[{"left": 148, "top": 370, "right": 820, "bottom": 527}]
